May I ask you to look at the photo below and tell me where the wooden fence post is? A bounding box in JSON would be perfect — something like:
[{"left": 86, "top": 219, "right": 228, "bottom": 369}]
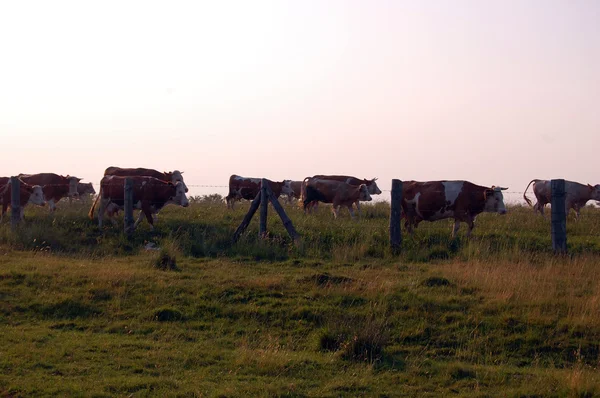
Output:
[
  {"left": 259, "top": 179, "right": 269, "bottom": 238},
  {"left": 551, "top": 179, "right": 567, "bottom": 254},
  {"left": 268, "top": 188, "right": 301, "bottom": 244},
  {"left": 10, "top": 177, "right": 21, "bottom": 229},
  {"left": 124, "top": 178, "right": 134, "bottom": 235},
  {"left": 232, "top": 192, "right": 262, "bottom": 243},
  {"left": 389, "top": 179, "right": 402, "bottom": 254}
]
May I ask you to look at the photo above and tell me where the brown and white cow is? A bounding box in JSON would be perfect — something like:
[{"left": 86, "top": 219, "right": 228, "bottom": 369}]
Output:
[
  {"left": 89, "top": 175, "right": 189, "bottom": 229},
  {"left": 0, "top": 178, "right": 46, "bottom": 221},
  {"left": 523, "top": 179, "right": 600, "bottom": 219},
  {"left": 303, "top": 175, "right": 381, "bottom": 213},
  {"left": 104, "top": 167, "right": 188, "bottom": 193},
  {"left": 225, "top": 175, "right": 293, "bottom": 209},
  {"left": 283, "top": 180, "right": 303, "bottom": 204},
  {"left": 18, "top": 173, "right": 80, "bottom": 211},
  {"left": 302, "top": 178, "right": 372, "bottom": 219},
  {"left": 402, "top": 180, "right": 507, "bottom": 237}
]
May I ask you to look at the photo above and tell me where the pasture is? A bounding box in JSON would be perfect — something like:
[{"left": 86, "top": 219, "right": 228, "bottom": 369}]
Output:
[{"left": 1, "top": 197, "right": 599, "bottom": 397}]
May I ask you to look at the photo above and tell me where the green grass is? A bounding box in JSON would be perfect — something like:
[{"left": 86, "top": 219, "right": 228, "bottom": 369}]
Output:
[{"left": 0, "top": 198, "right": 599, "bottom": 396}]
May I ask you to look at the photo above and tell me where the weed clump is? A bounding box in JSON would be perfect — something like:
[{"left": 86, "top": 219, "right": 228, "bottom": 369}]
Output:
[{"left": 153, "top": 249, "right": 178, "bottom": 271}]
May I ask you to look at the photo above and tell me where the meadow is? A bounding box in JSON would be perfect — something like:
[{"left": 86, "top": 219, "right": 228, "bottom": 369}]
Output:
[{"left": 1, "top": 197, "right": 599, "bottom": 397}]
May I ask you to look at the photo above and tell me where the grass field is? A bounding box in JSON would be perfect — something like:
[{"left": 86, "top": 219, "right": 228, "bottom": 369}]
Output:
[{"left": 1, "top": 197, "right": 599, "bottom": 397}]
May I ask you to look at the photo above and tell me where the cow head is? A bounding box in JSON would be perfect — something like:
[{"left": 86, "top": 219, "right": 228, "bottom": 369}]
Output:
[
  {"left": 366, "top": 178, "right": 382, "bottom": 195},
  {"left": 28, "top": 185, "right": 46, "bottom": 207},
  {"left": 281, "top": 180, "right": 294, "bottom": 197},
  {"left": 66, "top": 176, "right": 82, "bottom": 198},
  {"left": 169, "top": 170, "right": 188, "bottom": 193},
  {"left": 484, "top": 186, "right": 507, "bottom": 214},
  {"left": 172, "top": 181, "right": 189, "bottom": 207},
  {"left": 78, "top": 182, "right": 96, "bottom": 196},
  {"left": 588, "top": 184, "right": 600, "bottom": 201},
  {"left": 358, "top": 184, "right": 373, "bottom": 202}
]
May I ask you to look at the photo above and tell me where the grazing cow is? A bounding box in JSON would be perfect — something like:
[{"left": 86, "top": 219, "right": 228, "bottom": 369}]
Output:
[
  {"left": 402, "top": 180, "right": 508, "bottom": 237},
  {"left": 89, "top": 175, "right": 189, "bottom": 229},
  {"left": 302, "top": 178, "right": 372, "bottom": 219},
  {"left": 103, "top": 167, "right": 188, "bottom": 193},
  {"left": 225, "top": 175, "right": 293, "bottom": 209},
  {"left": 284, "top": 180, "right": 303, "bottom": 204},
  {"left": 0, "top": 178, "right": 46, "bottom": 221},
  {"left": 303, "top": 175, "right": 382, "bottom": 213},
  {"left": 523, "top": 179, "right": 600, "bottom": 219},
  {"left": 18, "top": 173, "right": 80, "bottom": 211},
  {"left": 77, "top": 182, "right": 96, "bottom": 196}
]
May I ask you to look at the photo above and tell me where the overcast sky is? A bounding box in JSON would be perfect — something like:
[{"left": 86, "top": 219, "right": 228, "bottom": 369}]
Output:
[{"left": 1, "top": 0, "right": 598, "bottom": 202}]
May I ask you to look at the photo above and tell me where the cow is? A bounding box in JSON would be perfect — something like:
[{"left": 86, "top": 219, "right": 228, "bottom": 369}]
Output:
[
  {"left": 88, "top": 175, "right": 189, "bottom": 229},
  {"left": 303, "top": 175, "right": 382, "bottom": 213},
  {"left": 283, "top": 180, "right": 303, "bottom": 204},
  {"left": 18, "top": 173, "right": 80, "bottom": 211},
  {"left": 225, "top": 175, "right": 293, "bottom": 209},
  {"left": 401, "top": 180, "right": 508, "bottom": 238},
  {"left": 302, "top": 178, "right": 372, "bottom": 219},
  {"left": 523, "top": 179, "right": 600, "bottom": 219},
  {"left": 0, "top": 178, "right": 46, "bottom": 221},
  {"left": 103, "top": 167, "right": 188, "bottom": 193},
  {"left": 77, "top": 182, "right": 96, "bottom": 196}
]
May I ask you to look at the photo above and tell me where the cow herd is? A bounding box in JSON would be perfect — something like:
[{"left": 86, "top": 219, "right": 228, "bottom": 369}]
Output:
[{"left": 1, "top": 168, "right": 599, "bottom": 237}]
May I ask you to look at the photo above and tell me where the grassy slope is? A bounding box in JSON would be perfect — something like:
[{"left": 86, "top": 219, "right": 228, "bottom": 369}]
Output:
[{"left": 0, "top": 198, "right": 599, "bottom": 397}]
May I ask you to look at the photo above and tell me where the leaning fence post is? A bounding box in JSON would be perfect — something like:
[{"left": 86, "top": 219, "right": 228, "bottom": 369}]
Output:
[
  {"left": 10, "top": 177, "right": 21, "bottom": 229},
  {"left": 124, "top": 178, "right": 134, "bottom": 235},
  {"left": 389, "top": 179, "right": 402, "bottom": 254},
  {"left": 551, "top": 179, "right": 567, "bottom": 254},
  {"left": 259, "top": 179, "right": 269, "bottom": 238}
]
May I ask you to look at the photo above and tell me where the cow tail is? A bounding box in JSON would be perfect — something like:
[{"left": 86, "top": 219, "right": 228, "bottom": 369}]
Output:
[
  {"left": 523, "top": 179, "right": 537, "bottom": 207},
  {"left": 88, "top": 188, "right": 101, "bottom": 219},
  {"left": 300, "top": 177, "right": 311, "bottom": 209}
]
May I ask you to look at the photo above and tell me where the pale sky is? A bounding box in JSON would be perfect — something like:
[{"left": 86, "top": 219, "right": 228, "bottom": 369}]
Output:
[{"left": 1, "top": 0, "right": 598, "bottom": 203}]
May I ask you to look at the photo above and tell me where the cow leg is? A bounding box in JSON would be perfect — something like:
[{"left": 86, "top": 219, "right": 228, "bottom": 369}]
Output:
[
  {"left": 98, "top": 199, "right": 106, "bottom": 227},
  {"left": 48, "top": 199, "right": 56, "bottom": 212},
  {"left": 331, "top": 205, "right": 339, "bottom": 219},
  {"left": 20, "top": 207, "right": 25, "bottom": 221},
  {"left": 134, "top": 211, "right": 145, "bottom": 228},
  {"left": 466, "top": 220, "right": 476, "bottom": 238},
  {"left": 355, "top": 200, "right": 361, "bottom": 216},
  {"left": 451, "top": 220, "right": 461, "bottom": 238},
  {"left": 347, "top": 205, "right": 355, "bottom": 219}
]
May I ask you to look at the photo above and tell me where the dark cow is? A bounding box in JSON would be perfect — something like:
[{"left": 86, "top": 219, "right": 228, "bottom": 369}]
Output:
[
  {"left": 523, "top": 179, "right": 600, "bottom": 219},
  {"left": 402, "top": 180, "right": 507, "bottom": 237},
  {"left": 18, "top": 173, "right": 80, "bottom": 211},
  {"left": 88, "top": 175, "right": 189, "bottom": 229},
  {"left": 303, "top": 175, "right": 381, "bottom": 213},
  {"left": 225, "top": 175, "right": 292, "bottom": 209},
  {"left": 302, "top": 178, "right": 372, "bottom": 219},
  {"left": 104, "top": 167, "right": 188, "bottom": 193},
  {"left": 77, "top": 182, "right": 96, "bottom": 196},
  {"left": 0, "top": 178, "right": 46, "bottom": 221}
]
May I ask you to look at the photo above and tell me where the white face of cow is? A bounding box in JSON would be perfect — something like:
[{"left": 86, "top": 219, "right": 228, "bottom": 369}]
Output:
[
  {"left": 358, "top": 184, "right": 373, "bottom": 202},
  {"left": 484, "top": 186, "right": 507, "bottom": 214},
  {"left": 29, "top": 185, "right": 46, "bottom": 206},
  {"left": 368, "top": 178, "right": 382, "bottom": 195},
  {"left": 68, "top": 177, "right": 81, "bottom": 197},
  {"left": 173, "top": 181, "right": 189, "bottom": 207},
  {"left": 281, "top": 180, "right": 294, "bottom": 196},
  {"left": 171, "top": 170, "right": 188, "bottom": 193}
]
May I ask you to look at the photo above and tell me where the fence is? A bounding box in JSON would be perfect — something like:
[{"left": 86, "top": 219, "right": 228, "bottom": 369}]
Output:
[
  {"left": 2, "top": 177, "right": 582, "bottom": 255},
  {"left": 388, "top": 179, "right": 569, "bottom": 255}
]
